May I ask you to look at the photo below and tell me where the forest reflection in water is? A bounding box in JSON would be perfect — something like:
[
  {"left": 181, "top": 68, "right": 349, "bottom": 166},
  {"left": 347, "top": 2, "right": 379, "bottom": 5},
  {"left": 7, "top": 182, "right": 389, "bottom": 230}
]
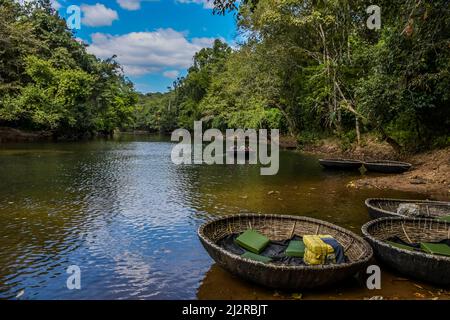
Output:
[{"left": 0, "top": 135, "right": 446, "bottom": 300}]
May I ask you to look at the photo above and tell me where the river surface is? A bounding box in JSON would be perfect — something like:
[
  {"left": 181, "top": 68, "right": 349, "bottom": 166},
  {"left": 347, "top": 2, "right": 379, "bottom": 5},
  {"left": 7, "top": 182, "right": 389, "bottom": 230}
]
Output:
[{"left": 0, "top": 135, "right": 448, "bottom": 300}]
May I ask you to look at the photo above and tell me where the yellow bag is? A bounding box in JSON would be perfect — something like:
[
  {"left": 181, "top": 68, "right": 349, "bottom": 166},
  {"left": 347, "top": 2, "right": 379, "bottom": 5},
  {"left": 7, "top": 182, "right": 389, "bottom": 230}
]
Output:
[{"left": 303, "top": 235, "right": 336, "bottom": 265}]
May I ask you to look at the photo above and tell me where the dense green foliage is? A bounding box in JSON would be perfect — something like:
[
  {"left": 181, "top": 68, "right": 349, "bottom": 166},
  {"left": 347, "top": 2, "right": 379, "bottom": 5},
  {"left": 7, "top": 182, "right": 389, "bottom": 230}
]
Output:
[
  {"left": 141, "top": 0, "right": 449, "bottom": 150},
  {"left": 0, "top": 0, "right": 137, "bottom": 138},
  {"left": 135, "top": 92, "right": 176, "bottom": 133},
  {"left": 2, "top": 0, "right": 449, "bottom": 150}
]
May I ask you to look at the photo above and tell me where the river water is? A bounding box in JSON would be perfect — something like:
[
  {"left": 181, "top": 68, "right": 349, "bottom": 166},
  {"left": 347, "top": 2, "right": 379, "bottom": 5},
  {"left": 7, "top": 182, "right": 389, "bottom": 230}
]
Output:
[{"left": 0, "top": 135, "right": 447, "bottom": 300}]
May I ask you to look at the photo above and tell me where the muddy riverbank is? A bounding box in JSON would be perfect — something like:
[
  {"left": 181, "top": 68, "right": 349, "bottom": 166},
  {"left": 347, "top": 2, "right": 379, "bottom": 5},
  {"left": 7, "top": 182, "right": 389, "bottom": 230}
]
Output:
[
  {"left": 352, "top": 147, "right": 450, "bottom": 201},
  {"left": 301, "top": 137, "right": 450, "bottom": 201},
  {"left": 0, "top": 127, "right": 116, "bottom": 143},
  {"left": 0, "top": 127, "right": 52, "bottom": 143}
]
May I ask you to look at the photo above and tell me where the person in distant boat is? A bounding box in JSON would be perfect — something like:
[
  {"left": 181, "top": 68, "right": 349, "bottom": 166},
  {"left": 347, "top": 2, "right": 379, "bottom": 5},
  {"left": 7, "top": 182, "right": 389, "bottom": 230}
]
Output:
[
  {"left": 229, "top": 137, "right": 254, "bottom": 153},
  {"left": 229, "top": 145, "right": 254, "bottom": 153}
]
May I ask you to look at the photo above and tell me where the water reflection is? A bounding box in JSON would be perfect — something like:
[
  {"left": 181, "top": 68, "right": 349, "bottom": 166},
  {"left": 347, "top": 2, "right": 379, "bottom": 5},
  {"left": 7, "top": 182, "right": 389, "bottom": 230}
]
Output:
[
  {"left": 197, "top": 263, "right": 450, "bottom": 300},
  {"left": 0, "top": 136, "right": 443, "bottom": 300}
]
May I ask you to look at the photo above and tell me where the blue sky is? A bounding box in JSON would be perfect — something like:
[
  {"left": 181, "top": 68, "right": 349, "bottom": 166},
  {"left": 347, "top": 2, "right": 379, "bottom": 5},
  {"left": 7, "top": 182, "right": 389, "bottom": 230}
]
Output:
[{"left": 55, "top": 0, "right": 238, "bottom": 93}]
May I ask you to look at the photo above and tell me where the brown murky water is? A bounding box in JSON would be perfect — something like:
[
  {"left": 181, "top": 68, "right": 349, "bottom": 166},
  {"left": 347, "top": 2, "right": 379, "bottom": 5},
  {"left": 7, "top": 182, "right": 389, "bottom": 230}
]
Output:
[{"left": 0, "top": 135, "right": 448, "bottom": 299}]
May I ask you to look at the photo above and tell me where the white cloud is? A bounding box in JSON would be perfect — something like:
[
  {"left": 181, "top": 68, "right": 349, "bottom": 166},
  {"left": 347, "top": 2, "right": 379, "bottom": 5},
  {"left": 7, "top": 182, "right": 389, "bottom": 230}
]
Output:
[
  {"left": 81, "top": 3, "right": 119, "bottom": 27},
  {"left": 116, "top": 0, "right": 141, "bottom": 10},
  {"left": 52, "top": 0, "right": 62, "bottom": 10},
  {"left": 176, "top": 0, "right": 214, "bottom": 9},
  {"left": 116, "top": 0, "right": 159, "bottom": 11},
  {"left": 16, "top": 0, "right": 62, "bottom": 10},
  {"left": 86, "top": 28, "right": 218, "bottom": 76},
  {"left": 163, "top": 70, "right": 180, "bottom": 79}
]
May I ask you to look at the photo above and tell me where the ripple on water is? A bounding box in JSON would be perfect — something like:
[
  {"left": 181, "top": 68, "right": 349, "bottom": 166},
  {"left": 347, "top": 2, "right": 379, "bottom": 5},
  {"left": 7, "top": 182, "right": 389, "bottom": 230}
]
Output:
[{"left": 0, "top": 138, "right": 431, "bottom": 299}]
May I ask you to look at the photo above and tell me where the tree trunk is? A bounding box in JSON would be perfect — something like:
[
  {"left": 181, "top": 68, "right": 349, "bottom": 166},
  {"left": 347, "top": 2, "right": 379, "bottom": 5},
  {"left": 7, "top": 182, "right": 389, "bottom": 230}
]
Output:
[
  {"left": 355, "top": 116, "right": 361, "bottom": 146},
  {"left": 276, "top": 104, "right": 297, "bottom": 137},
  {"left": 378, "top": 126, "right": 402, "bottom": 152}
]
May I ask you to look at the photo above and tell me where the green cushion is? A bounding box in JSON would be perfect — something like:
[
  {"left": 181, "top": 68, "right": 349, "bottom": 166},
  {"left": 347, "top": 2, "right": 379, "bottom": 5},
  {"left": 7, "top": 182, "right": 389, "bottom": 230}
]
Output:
[
  {"left": 386, "top": 241, "right": 415, "bottom": 251},
  {"left": 285, "top": 240, "right": 305, "bottom": 257},
  {"left": 241, "top": 251, "right": 272, "bottom": 263},
  {"left": 420, "top": 243, "right": 450, "bottom": 257},
  {"left": 234, "top": 230, "right": 269, "bottom": 254},
  {"left": 437, "top": 215, "right": 450, "bottom": 223}
]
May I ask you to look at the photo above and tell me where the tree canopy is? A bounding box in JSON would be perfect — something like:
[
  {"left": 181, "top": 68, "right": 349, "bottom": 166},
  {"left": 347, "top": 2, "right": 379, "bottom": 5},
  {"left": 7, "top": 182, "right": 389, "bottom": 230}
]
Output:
[
  {"left": 1, "top": 0, "right": 449, "bottom": 150},
  {"left": 0, "top": 0, "right": 137, "bottom": 138},
  {"left": 141, "top": 0, "right": 449, "bottom": 151}
]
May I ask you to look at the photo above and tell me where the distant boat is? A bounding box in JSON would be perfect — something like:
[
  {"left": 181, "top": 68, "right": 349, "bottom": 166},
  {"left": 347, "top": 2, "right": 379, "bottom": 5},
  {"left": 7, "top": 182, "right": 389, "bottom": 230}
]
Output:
[
  {"left": 228, "top": 146, "right": 255, "bottom": 157},
  {"left": 318, "top": 158, "right": 363, "bottom": 170},
  {"left": 364, "top": 160, "right": 412, "bottom": 173}
]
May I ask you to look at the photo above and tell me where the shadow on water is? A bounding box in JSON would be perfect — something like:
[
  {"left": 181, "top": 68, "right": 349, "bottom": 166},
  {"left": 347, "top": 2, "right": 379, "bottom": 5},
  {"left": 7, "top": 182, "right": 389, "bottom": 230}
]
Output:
[
  {"left": 197, "top": 263, "right": 449, "bottom": 300},
  {"left": 0, "top": 135, "right": 447, "bottom": 299}
]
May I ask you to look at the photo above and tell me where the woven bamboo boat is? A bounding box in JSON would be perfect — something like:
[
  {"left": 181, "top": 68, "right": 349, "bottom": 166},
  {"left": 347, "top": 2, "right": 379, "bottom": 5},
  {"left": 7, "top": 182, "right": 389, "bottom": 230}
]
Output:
[
  {"left": 198, "top": 214, "right": 373, "bottom": 289},
  {"left": 227, "top": 147, "right": 255, "bottom": 159},
  {"left": 364, "top": 160, "right": 412, "bottom": 173},
  {"left": 365, "top": 198, "right": 450, "bottom": 220},
  {"left": 318, "top": 158, "right": 363, "bottom": 170},
  {"left": 362, "top": 217, "right": 450, "bottom": 286}
]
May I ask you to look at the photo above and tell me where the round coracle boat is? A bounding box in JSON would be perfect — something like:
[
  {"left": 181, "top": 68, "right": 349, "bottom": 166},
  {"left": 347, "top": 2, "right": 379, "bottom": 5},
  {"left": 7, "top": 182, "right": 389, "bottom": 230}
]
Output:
[
  {"left": 198, "top": 214, "right": 373, "bottom": 289},
  {"left": 363, "top": 160, "right": 412, "bottom": 173},
  {"left": 318, "top": 158, "right": 363, "bottom": 170},
  {"left": 365, "top": 198, "right": 450, "bottom": 220},
  {"left": 362, "top": 217, "right": 450, "bottom": 286}
]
